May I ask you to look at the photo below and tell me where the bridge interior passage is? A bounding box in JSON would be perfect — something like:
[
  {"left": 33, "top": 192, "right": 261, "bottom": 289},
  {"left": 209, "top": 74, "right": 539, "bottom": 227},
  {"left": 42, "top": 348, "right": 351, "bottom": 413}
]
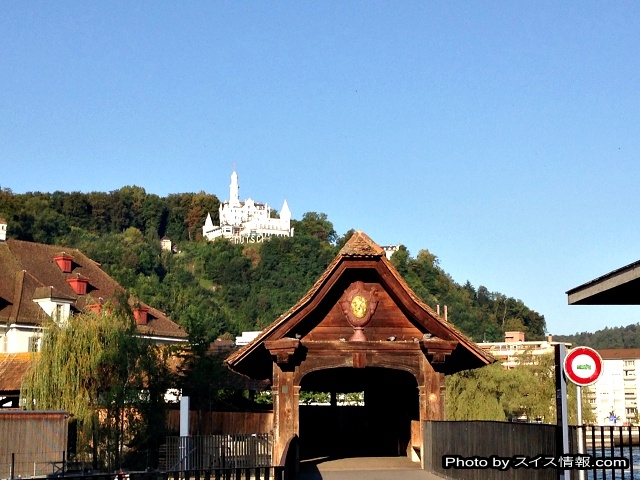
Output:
[{"left": 299, "top": 367, "right": 418, "bottom": 460}]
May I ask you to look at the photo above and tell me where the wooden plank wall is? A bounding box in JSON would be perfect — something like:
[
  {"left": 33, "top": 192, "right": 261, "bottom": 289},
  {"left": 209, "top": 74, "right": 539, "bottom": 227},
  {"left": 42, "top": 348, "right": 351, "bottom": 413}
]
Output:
[
  {"left": 423, "top": 420, "right": 557, "bottom": 480},
  {"left": 0, "top": 411, "right": 68, "bottom": 478},
  {"left": 304, "top": 282, "right": 424, "bottom": 343},
  {"left": 167, "top": 411, "right": 273, "bottom": 435}
]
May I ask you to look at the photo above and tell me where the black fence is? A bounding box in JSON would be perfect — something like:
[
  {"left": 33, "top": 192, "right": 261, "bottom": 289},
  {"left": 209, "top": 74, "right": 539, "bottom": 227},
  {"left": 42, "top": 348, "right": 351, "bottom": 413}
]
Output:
[
  {"left": 570, "top": 425, "right": 640, "bottom": 480},
  {"left": 0, "top": 466, "right": 282, "bottom": 480},
  {"left": 0, "top": 451, "right": 67, "bottom": 479},
  {"left": 165, "top": 467, "right": 283, "bottom": 480},
  {"left": 163, "top": 435, "right": 272, "bottom": 472},
  {"left": 423, "top": 421, "right": 640, "bottom": 480}
]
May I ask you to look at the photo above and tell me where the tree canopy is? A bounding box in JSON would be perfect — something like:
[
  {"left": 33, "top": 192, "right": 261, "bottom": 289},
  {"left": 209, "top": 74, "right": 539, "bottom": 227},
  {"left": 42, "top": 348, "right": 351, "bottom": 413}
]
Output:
[
  {"left": 0, "top": 187, "right": 547, "bottom": 343},
  {"left": 556, "top": 324, "right": 640, "bottom": 350},
  {"left": 446, "top": 353, "right": 595, "bottom": 424}
]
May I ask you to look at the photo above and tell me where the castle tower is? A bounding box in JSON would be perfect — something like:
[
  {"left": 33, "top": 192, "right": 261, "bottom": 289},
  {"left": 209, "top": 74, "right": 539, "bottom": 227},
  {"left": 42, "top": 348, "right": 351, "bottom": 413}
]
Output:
[
  {"left": 230, "top": 171, "right": 240, "bottom": 207},
  {"left": 203, "top": 171, "right": 293, "bottom": 242},
  {"left": 281, "top": 200, "right": 291, "bottom": 222}
]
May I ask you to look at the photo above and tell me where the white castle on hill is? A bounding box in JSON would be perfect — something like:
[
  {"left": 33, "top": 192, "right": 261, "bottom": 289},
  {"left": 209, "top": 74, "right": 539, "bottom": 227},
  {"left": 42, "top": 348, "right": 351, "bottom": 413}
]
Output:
[{"left": 202, "top": 171, "right": 293, "bottom": 243}]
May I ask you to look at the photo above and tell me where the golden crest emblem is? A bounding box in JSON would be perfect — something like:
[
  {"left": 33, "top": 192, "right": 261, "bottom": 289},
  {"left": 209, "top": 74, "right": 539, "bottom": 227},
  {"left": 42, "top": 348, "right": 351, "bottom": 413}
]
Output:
[{"left": 339, "top": 281, "right": 378, "bottom": 341}]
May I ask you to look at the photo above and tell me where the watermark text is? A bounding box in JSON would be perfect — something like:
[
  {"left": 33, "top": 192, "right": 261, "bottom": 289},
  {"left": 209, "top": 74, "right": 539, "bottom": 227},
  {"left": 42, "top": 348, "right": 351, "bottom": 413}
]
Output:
[{"left": 442, "top": 454, "right": 629, "bottom": 470}]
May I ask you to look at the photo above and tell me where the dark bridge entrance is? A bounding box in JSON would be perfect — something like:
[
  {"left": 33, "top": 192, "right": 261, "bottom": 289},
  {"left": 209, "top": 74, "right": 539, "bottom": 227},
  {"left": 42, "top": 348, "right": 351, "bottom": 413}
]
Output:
[
  {"left": 225, "top": 232, "right": 493, "bottom": 467},
  {"left": 299, "top": 367, "right": 418, "bottom": 459}
]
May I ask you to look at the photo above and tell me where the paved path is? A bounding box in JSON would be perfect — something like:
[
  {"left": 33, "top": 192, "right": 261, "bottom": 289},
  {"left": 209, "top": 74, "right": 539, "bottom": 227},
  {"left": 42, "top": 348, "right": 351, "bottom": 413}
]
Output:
[{"left": 297, "top": 457, "right": 447, "bottom": 480}]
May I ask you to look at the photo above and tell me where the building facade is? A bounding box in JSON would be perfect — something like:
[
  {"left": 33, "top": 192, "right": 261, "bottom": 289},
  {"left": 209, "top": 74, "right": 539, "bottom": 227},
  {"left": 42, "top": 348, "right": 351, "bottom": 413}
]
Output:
[
  {"left": 586, "top": 349, "right": 640, "bottom": 425},
  {"left": 202, "top": 171, "right": 293, "bottom": 243},
  {"left": 479, "top": 331, "right": 570, "bottom": 369}
]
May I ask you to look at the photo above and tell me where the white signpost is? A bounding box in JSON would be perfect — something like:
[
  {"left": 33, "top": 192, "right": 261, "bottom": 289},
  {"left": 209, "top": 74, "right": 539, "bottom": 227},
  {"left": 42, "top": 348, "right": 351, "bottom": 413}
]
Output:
[{"left": 562, "top": 346, "right": 603, "bottom": 480}]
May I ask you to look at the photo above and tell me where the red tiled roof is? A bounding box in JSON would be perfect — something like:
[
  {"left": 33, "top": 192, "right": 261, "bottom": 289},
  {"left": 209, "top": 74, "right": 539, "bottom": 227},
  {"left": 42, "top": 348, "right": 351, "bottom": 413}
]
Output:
[
  {"left": 0, "top": 239, "right": 187, "bottom": 341},
  {"left": 0, "top": 353, "right": 32, "bottom": 392},
  {"left": 597, "top": 349, "right": 640, "bottom": 360}
]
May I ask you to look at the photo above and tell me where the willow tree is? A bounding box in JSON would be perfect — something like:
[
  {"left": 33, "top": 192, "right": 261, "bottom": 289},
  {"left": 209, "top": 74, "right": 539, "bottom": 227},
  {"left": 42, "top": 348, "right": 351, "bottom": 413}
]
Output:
[
  {"left": 21, "top": 309, "right": 171, "bottom": 471},
  {"left": 446, "top": 353, "right": 595, "bottom": 424}
]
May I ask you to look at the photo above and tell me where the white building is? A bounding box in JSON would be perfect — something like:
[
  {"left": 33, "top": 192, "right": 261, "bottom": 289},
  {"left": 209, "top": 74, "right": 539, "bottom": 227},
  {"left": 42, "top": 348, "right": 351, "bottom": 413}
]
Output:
[
  {"left": 203, "top": 171, "right": 293, "bottom": 243},
  {"left": 381, "top": 245, "right": 400, "bottom": 260},
  {"left": 160, "top": 236, "right": 172, "bottom": 252},
  {"left": 479, "top": 331, "right": 570, "bottom": 369},
  {"left": 586, "top": 349, "right": 640, "bottom": 425}
]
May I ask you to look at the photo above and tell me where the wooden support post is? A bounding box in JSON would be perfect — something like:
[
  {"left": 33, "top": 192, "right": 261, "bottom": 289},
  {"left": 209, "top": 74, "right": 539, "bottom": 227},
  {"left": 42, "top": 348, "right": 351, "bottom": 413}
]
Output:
[
  {"left": 271, "top": 363, "right": 299, "bottom": 464},
  {"left": 419, "top": 357, "right": 443, "bottom": 421},
  {"left": 418, "top": 357, "right": 443, "bottom": 469}
]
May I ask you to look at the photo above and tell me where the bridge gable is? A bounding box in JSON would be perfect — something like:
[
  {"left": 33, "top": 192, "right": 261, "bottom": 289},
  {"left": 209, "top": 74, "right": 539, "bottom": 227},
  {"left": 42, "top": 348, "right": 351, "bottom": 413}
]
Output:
[{"left": 226, "top": 231, "right": 492, "bottom": 380}]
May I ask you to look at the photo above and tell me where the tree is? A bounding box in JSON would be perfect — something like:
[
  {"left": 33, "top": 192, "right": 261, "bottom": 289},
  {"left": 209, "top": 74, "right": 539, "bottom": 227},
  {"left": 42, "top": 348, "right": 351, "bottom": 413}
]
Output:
[
  {"left": 21, "top": 310, "right": 171, "bottom": 471},
  {"left": 292, "top": 212, "right": 337, "bottom": 244},
  {"left": 446, "top": 353, "right": 595, "bottom": 424}
]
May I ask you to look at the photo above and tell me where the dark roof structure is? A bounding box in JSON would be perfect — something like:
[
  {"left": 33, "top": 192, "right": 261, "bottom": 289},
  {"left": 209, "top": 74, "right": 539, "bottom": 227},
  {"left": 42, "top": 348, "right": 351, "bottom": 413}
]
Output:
[
  {"left": 567, "top": 258, "right": 640, "bottom": 305},
  {"left": 0, "top": 239, "right": 187, "bottom": 341}
]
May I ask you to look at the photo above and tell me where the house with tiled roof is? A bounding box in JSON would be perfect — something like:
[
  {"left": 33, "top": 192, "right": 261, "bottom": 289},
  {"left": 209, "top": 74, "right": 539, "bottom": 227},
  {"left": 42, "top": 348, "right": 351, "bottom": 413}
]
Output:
[{"left": 0, "top": 218, "right": 187, "bottom": 404}]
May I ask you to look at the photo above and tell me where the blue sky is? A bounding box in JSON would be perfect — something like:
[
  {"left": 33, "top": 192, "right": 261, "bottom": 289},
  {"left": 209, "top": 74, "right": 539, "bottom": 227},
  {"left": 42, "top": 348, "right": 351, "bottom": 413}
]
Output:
[{"left": 2, "top": 2, "right": 639, "bottom": 336}]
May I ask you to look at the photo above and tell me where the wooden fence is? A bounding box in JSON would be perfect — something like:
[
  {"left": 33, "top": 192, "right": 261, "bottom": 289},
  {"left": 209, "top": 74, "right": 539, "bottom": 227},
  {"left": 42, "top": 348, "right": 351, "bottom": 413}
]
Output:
[
  {"left": 166, "top": 411, "right": 273, "bottom": 436},
  {"left": 0, "top": 410, "right": 68, "bottom": 478},
  {"left": 423, "top": 420, "right": 557, "bottom": 480}
]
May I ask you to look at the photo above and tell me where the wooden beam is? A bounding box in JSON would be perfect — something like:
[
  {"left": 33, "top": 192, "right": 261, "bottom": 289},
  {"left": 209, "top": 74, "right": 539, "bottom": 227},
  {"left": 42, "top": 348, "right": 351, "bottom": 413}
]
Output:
[
  {"left": 303, "top": 339, "right": 433, "bottom": 353},
  {"left": 264, "top": 338, "right": 302, "bottom": 365},
  {"left": 420, "top": 339, "right": 458, "bottom": 364}
]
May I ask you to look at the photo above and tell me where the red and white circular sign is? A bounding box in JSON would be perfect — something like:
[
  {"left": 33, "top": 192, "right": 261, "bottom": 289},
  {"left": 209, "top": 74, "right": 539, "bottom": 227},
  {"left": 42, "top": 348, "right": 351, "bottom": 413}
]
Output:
[{"left": 563, "top": 346, "right": 603, "bottom": 386}]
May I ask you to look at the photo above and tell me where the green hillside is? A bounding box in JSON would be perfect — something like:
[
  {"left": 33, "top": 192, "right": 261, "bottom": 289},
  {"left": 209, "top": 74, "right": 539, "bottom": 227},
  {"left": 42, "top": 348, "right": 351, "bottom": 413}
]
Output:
[
  {"left": 556, "top": 324, "right": 640, "bottom": 350},
  {"left": 0, "top": 187, "right": 546, "bottom": 343}
]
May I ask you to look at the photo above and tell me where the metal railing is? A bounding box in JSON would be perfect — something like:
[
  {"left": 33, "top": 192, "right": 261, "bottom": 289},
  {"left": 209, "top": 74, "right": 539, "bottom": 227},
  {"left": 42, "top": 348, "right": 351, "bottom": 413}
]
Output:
[
  {"left": 163, "top": 434, "right": 272, "bottom": 472},
  {"left": 570, "top": 425, "right": 640, "bottom": 480},
  {"left": 0, "top": 451, "right": 67, "bottom": 479},
  {"left": 166, "top": 467, "right": 283, "bottom": 480}
]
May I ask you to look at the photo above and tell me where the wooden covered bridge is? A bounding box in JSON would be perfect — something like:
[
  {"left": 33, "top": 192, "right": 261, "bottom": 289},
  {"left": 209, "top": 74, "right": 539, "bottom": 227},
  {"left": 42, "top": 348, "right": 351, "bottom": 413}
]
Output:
[{"left": 225, "top": 231, "right": 493, "bottom": 466}]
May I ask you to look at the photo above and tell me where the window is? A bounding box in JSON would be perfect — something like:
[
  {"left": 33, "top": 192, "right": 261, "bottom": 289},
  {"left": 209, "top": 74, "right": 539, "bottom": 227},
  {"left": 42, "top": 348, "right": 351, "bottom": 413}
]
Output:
[
  {"left": 28, "top": 336, "right": 40, "bottom": 352},
  {"left": 53, "top": 303, "right": 68, "bottom": 325}
]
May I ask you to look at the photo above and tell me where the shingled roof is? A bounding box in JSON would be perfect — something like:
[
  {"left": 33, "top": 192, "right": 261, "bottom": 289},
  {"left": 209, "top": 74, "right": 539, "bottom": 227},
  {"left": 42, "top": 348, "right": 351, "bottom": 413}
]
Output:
[
  {"left": 226, "top": 231, "right": 494, "bottom": 378},
  {"left": 597, "top": 349, "right": 640, "bottom": 360},
  {"left": 0, "top": 239, "right": 187, "bottom": 341},
  {"left": 0, "top": 353, "right": 32, "bottom": 392}
]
